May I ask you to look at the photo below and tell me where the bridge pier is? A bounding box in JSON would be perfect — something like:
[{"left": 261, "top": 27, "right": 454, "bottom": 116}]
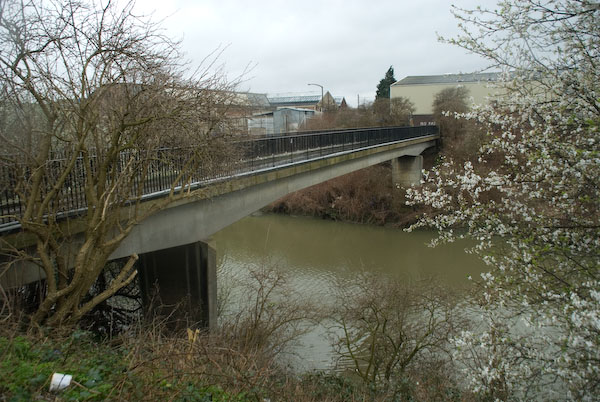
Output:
[
  {"left": 138, "top": 240, "right": 217, "bottom": 330},
  {"left": 391, "top": 155, "right": 423, "bottom": 189}
]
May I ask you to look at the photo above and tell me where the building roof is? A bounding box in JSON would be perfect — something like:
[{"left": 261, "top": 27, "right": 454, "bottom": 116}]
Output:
[
  {"left": 275, "top": 107, "right": 316, "bottom": 113},
  {"left": 235, "top": 92, "right": 271, "bottom": 107},
  {"left": 252, "top": 107, "right": 316, "bottom": 116},
  {"left": 267, "top": 95, "right": 322, "bottom": 105},
  {"left": 392, "top": 72, "right": 501, "bottom": 86},
  {"left": 333, "top": 96, "right": 346, "bottom": 106},
  {"left": 251, "top": 111, "right": 274, "bottom": 117}
]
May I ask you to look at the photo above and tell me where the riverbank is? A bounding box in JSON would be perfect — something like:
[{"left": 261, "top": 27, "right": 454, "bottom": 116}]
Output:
[
  {"left": 0, "top": 317, "right": 470, "bottom": 401},
  {"left": 0, "top": 324, "right": 350, "bottom": 401},
  {"left": 264, "top": 157, "right": 435, "bottom": 228}
]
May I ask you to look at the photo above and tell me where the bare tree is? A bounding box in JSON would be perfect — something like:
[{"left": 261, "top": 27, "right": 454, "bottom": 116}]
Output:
[
  {"left": 303, "top": 97, "right": 415, "bottom": 130},
  {"left": 389, "top": 96, "right": 415, "bottom": 126},
  {"left": 373, "top": 97, "right": 415, "bottom": 126},
  {"left": 330, "top": 274, "right": 464, "bottom": 397},
  {"left": 0, "top": 0, "right": 240, "bottom": 327},
  {"left": 432, "top": 86, "right": 470, "bottom": 139},
  {"left": 218, "top": 264, "right": 320, "bottom": 362},
  {"left": 432, "top": 86, "right": 484, "bottom": 161}
]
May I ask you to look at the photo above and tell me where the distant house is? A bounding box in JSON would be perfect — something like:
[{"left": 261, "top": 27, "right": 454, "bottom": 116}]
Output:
[
  {"left": 238, "top": 90, "right": 347, "bottom": 134},
  {"left": 334, "top": 96, "right": 348, "bottom": 108},
  {"left": 390, "top": 72, "right": 502, "bottom": 125}
]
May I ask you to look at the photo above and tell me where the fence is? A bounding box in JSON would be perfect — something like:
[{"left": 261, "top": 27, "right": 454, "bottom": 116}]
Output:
[{"left": 0, "top": 125, "right": 438, "bottom": 231}]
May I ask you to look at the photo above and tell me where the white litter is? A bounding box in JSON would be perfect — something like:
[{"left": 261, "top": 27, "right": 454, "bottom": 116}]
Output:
[{"left": 49, "top": 373, "right": 72, "bottom": 391}]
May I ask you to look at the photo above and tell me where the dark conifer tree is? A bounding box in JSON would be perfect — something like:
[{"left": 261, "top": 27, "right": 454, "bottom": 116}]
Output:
[{"left": 375, "top": 66, "right": 396, "bottom": 99}]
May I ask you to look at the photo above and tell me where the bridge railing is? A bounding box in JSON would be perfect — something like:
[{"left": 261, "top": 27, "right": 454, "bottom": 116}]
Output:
[
  {"left": 240, "top": 125, "right": 438, "bottom": 170},
  {"left": 0, "top": 125, "right": 438, "bottom": 230}
]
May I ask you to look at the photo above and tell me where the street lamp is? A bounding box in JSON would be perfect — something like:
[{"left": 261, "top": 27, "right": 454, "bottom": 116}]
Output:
[{"left": 308, "top": 83, "right": 324, "bottom": 111}]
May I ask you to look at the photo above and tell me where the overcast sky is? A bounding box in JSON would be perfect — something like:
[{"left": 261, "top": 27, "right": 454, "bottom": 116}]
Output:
[{"left": 140, "top": 0, "right": 492, "bottom": 107}]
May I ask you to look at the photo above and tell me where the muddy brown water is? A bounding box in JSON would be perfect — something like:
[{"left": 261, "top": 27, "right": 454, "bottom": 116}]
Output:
[{"left": 214, "top": 213, "right": 487, "bottom": 371}]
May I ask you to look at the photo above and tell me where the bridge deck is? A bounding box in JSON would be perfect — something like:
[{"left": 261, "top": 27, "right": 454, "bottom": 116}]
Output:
[{"left": 0, "top": 126, "right": 438, "bottom": 234}]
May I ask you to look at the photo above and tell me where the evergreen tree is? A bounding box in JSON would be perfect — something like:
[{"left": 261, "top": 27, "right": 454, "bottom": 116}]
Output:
[{"left": 375, "top": 66, "right": 395, "bottom": 99}]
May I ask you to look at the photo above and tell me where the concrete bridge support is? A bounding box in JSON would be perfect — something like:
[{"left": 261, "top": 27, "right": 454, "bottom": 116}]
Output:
[
  {"left": 138, "top": 240, "right": 217, "bottom": 330},
  {"left": 392, "top": 155, "right": 423, "bottom": 189}
]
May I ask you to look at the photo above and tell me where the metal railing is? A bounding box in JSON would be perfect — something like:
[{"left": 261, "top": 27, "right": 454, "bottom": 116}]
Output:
[{"left": 0, "top": 125, "right": 438, "bottom": 231}]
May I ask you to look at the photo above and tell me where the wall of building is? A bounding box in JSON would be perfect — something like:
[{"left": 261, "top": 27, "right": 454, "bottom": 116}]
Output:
[
  {"left": 273, "top": 108, "right": 315, "bottom": 134},
  {"left": 391, "top": 81, "right": 501, "bottom": 115},
  {"left": 248, "top": 115, "right": 274, "bottom": 135},
  {"left": 246, "top": 108, "right": 317, "bottom": 135}
]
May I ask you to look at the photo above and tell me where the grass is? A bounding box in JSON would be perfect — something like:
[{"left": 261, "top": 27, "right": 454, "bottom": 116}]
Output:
[
  {"left": 0, "top": 327, "right": 252, "bottom": 401},
  {"left": 0, "top": 263, "right": 472, "bottom": 401},
  {"left": 0, "top": 323, "right": 471, "bottom": 402}
]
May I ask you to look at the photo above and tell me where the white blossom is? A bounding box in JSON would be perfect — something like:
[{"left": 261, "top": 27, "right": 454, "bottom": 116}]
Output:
[{"left": 407, "top": 1, "right": 600, "bottom": 399}]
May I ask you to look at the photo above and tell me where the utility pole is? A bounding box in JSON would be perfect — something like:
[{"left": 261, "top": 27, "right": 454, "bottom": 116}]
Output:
[{"left": 308, "top": 83, "right": 324, "bottom": 112}]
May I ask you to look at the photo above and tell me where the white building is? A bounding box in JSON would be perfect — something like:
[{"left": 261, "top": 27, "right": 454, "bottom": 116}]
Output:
[{"left": 390, "top": 72, "right": 502, "bottom": 125}]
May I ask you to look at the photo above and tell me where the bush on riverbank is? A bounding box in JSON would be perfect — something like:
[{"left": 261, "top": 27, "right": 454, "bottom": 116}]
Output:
[
  {"left": 2, "top": 265, "right": 477, "bottom": 401},
  {"left": 330, "top": 273, "right": 469, "bottom": 400},
  {"left": 0, "top": 320, "right": 473, "bottom": 401},
  {"left": 266, "top": 162, "right": 434, "bottom": 227}
]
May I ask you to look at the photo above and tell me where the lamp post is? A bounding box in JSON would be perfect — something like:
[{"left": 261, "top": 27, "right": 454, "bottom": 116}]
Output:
[{"left": 308, "top": 83, "right": 324, "bottom": 111}]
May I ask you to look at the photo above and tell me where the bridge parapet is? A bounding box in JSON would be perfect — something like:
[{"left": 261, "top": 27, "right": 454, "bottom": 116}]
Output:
[{"left": 0, "top": 126, "right": 438, "bottom": 233}]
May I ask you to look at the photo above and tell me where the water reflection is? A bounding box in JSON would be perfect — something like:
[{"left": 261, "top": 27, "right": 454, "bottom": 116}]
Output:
[
  {"left": 213, "top": 214, "right": 487, "bottom": 371},
  {"left": 215, "top": 214, "right": 485, "bottom": 285}
]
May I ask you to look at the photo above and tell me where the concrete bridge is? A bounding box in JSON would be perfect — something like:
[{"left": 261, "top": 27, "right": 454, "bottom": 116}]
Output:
[{"left": 1, "top": 126, "right": 439, "bottom": 327}]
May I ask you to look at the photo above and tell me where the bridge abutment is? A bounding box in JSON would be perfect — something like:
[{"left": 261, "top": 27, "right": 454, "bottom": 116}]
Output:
[
  {"left": 391, "top": 155, "right": 423, "bottom": 189},
  {"left": 138, "top": 239, "right": 217, "bottom": 330}
]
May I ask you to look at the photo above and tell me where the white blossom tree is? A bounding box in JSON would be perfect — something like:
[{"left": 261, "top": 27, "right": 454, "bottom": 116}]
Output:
[{"left": 407, "top": 1, "right": 599, "bottom": 400}]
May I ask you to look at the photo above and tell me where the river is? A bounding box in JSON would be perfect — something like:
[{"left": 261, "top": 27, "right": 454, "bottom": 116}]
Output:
[{"left": 213, "top": 213, "right": 487, "bottom": 371}]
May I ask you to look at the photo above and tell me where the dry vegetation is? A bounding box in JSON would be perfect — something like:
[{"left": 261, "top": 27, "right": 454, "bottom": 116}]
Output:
[
  {"left": 330, "top": 273, "right": 470, "bottom": 400},
  {"left": 266, "top": 157, "right": 437, "bottom": 227},
  {"left": 302, "top": 97, "right": 415, "bottom": 131},
  {"left": 1, "top": 264, "right": 475, "bottom": 401}
]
